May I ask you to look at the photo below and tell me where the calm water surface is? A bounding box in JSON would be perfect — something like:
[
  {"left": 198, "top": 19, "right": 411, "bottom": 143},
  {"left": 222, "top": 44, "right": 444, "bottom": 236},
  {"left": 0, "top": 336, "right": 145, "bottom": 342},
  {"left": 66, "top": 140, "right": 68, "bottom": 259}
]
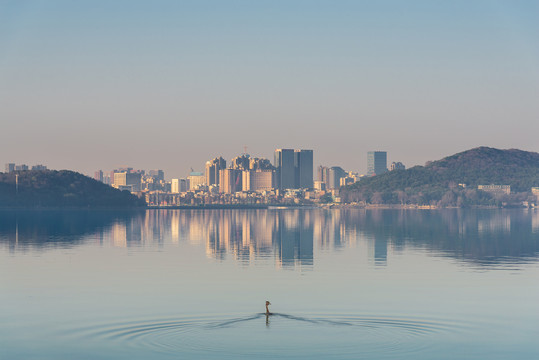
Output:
[{"left": 1, "top": 209, "right": 538, "bottom": 359}]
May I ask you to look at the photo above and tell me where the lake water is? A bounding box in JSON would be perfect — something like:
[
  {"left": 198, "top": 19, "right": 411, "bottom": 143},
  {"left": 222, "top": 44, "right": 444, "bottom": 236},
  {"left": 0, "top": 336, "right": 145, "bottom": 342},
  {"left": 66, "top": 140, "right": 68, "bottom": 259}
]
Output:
[{"left": 1, "top": 208, "right": 538, "bottom": 359}]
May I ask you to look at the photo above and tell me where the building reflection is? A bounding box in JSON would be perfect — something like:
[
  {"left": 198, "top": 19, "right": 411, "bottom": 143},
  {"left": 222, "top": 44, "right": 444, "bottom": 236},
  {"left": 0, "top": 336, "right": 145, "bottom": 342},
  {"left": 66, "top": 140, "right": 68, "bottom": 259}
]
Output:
[
  {"left": 88, "top": 209, "right": 315, "bottom": 269},
  {"left": 274, "top": 211, "right": 313, "bottom": 268},
  {"left": 1, "top": 209, "right": 538, "bottom": 269},
  {"left": 199, "top": 210, "right": 313, "bottom": 269},
  {"left": 533, "top": 211, "right": 539, "bottom": 233},
  {"left": 371, "top": 235, "right": 388, "bottom": 266},
  {"left": 111, "top": 222, "right": 127, "bottom": 247}
]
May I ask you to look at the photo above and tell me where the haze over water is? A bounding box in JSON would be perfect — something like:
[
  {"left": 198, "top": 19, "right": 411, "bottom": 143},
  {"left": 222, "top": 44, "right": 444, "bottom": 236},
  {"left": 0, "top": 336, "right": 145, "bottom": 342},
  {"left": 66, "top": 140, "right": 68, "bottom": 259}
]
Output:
[{"left": 1, "top": 208, "right": 538, "bottom": 359}]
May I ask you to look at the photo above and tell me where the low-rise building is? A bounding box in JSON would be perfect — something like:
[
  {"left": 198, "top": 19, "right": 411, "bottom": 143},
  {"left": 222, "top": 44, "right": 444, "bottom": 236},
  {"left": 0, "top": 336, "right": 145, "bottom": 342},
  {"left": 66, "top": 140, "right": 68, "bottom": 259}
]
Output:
[
  {"left": 532, "top": 187, "right": 539, "bottom": 202},
  {"left": 478, "top": 184, "right": 510, "bottom": 195},
  {"left": 31, "top": 164, "right": 47, "bottom": 171},
  {"left": 314, "top": 180, "right": 326, "bottom": 191},
  {"left": 340, "top": 176, "right": 355, "bottom": 187}
]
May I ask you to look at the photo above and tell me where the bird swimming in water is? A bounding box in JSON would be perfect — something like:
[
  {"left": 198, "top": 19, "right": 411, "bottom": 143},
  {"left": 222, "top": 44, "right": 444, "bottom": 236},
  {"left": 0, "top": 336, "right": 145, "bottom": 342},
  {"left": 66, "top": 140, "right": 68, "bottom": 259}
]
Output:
[{"left": 265, "top": 301, "right": 272, "bottom": 315}]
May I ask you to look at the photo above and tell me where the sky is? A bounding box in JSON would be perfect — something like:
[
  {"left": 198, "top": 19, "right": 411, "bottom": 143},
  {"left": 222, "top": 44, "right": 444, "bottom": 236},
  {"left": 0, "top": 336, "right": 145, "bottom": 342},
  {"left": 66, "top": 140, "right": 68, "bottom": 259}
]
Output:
[{"left": 1, "top": 0, "right": 538, "bottom": 179}]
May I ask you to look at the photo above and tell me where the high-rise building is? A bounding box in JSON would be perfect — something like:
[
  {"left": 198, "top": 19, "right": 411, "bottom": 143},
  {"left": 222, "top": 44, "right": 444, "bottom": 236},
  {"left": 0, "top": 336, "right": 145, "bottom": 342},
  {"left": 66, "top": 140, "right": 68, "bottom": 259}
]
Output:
[
  {"left": 205, "top": 157, "right": 226, "bottom": 186},
  {"left": 94, "top": 170, "right": 103, "bottom": 182},
  {"left": 242, "top": 170, "right": 274, "bottom": 192},
  {"left": 113, "top": 172, "right": 141, "bottom": 192},
  {"left": 275, "top": 149, "right": 313, "bottom": 190},
  {"left": 317, "top": 165, "right": 327, "bottom": 183},
  {"left": 179, "top": 178, "right": 188, "bottom": 192},
  {"left": 171, "top": 179, "right": 180, "bottom": 193},
  {"left": 219, "top": 168, "right": 242, "bottom": 194},
  {"left": 294, "top": 150, "right": 313, "bottom": 189},
  {"left": 328, "top": 166, "right": 346, "bottom": 189},
  {"left": 274, "top": 149, "right": 296, "bottom": 190},
  {"left": 171, "top": 178, "right": 188, "bottom": 192},
  {"left": 5, "top": 163, "right": 15, "bottom": 173},
  {"left": 187, "top": 172, "right": 205, "bottom": 190},
  {"left": 149, "top": 170, "right": 165, "bottom": 182},
  {"left": 103, "top": 174, "right": 111, "bottom": 185},
  {"left": 31, "top": 164, "right": 47, "bottom": 171},
  {"left": 14, "top": 164, "right": 29, "bottom": 171},
  {"left": 367, "top": 151, "right": 388, "bottom": 176},
  {"left": 249, "top": 157, "right": 273, "bottom": 170},
  {"left": 231, "top": 154, "right": 250, "bottom": 170}
]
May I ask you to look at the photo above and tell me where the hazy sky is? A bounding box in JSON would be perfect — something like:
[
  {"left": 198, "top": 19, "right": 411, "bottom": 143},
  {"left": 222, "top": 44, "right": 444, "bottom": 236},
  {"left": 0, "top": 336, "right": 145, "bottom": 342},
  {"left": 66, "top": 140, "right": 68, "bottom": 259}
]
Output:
[{"left": 1, "top": 0, "right": 538, "bottom": 179}]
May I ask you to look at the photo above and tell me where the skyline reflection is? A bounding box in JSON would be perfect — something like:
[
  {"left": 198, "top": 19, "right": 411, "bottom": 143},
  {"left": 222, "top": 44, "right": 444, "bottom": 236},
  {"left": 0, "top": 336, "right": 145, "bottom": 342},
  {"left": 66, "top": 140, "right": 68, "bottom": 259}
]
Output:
[{"left": 1, "top": 209, "right": 539, "bottom": 269}]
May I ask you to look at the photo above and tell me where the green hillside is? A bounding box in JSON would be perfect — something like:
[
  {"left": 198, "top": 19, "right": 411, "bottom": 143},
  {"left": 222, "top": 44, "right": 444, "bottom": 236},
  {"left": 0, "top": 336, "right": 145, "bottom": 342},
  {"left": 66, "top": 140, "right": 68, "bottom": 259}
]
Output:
[
  {"left": 341, "top": 147, "right": 539, "bottom": 206},
  {"left": 0, "top": 170, "right": 146, "bottom": 208}
]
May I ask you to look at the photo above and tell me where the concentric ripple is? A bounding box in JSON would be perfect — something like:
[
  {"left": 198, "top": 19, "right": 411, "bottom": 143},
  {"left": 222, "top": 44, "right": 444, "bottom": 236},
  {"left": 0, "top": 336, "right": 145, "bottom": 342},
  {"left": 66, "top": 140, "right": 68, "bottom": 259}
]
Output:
[{"left": 62, "top": 313, "right": 467, "bottom": 359}]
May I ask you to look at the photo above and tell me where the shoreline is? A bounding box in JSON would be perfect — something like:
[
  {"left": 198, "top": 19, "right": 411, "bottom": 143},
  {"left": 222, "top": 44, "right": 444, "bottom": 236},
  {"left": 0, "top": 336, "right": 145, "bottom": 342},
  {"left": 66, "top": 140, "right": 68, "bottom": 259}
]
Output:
[
  {"left": 318, "top": 204, "right": 531, "bottom": 210},
  {"left": 0, "top": 204, "right": 530, "bottom": 211}
]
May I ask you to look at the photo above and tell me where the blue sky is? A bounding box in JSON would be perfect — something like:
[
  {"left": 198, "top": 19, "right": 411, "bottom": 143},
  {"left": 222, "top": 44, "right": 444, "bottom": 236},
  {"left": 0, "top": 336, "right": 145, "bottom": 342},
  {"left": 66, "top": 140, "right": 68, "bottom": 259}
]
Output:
[{"left": 1, "top": 1, "right": 538, "bottom": 178}]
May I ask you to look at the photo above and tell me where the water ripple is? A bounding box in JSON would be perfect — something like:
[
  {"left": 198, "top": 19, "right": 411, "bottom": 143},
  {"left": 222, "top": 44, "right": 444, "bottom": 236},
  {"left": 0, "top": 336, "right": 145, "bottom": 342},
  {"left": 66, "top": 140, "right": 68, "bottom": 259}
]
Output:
[{"left": 61, "top": 313, "right": 467, "bottom": 358}]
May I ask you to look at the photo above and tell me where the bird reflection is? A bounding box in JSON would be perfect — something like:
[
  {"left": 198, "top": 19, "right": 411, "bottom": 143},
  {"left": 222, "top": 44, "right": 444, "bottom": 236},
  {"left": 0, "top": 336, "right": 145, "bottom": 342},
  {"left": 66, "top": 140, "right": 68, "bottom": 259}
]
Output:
[{"left": 265, "top": 301, "right": 272, "bottom": 327}]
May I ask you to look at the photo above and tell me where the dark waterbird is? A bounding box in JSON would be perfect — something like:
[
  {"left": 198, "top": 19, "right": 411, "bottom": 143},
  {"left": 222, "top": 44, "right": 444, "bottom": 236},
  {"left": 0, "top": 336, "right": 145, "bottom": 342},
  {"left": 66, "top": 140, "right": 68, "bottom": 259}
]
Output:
[{"left": 265, "top": 301, "right": 272, "bottom": 315}]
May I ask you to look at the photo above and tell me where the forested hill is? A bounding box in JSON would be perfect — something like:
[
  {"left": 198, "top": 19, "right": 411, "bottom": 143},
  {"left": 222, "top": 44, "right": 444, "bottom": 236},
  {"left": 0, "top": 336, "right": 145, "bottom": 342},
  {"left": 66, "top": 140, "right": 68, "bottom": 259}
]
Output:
[
  {"left": 341, "top": 147, "right": 539, "bottom": 206},
  {"left": 0, "top": 170, "right": 146, "bottom": 208}
]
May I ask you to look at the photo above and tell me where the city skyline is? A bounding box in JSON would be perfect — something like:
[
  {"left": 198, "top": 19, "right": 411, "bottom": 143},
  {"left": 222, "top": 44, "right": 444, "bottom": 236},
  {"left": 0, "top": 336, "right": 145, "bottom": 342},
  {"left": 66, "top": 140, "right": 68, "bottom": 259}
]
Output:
[
  {"left": 2, "top": 2, "right": 538, "bottom": 358},
  {"left": 1, "top": 1, "right": 538, "bottom": 179},
  {"left": 4, "top": 145, "right": 403, "bottom": 181},
  {"left": 4, "top": 146, "right": 357, "bottom": 180}
]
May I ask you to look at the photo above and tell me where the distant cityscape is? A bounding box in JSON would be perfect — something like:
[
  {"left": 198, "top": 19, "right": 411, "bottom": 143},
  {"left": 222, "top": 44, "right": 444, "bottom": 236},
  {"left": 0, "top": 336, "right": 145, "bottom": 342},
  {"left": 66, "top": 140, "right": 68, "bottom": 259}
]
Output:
[{"left": 4, "top": 149, "right": 405, "bottom": 206}]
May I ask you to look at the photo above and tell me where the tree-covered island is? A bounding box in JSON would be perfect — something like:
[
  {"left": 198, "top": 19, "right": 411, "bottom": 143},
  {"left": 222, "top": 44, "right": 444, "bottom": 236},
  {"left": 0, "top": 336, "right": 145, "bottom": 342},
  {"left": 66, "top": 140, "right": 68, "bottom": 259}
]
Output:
[
  {"left": 341, "top": 147, "right": 539, "bottom": 207},
  {"left": 0, "top": 170, "right": 146, "bottom": 208}
]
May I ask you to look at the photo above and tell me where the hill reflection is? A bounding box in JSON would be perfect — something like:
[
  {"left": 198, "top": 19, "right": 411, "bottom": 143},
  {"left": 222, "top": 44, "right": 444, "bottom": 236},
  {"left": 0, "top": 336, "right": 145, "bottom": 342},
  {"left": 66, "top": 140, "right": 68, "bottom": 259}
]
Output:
[
  {"left": 345, "top": 209, "right": 539, "bottom": 267},
  {"left": 0, "top": 210, "right": 145, "bottom": 252},
  {"left": 1, "top": 209, "right": 538, "bottom": 268}
]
